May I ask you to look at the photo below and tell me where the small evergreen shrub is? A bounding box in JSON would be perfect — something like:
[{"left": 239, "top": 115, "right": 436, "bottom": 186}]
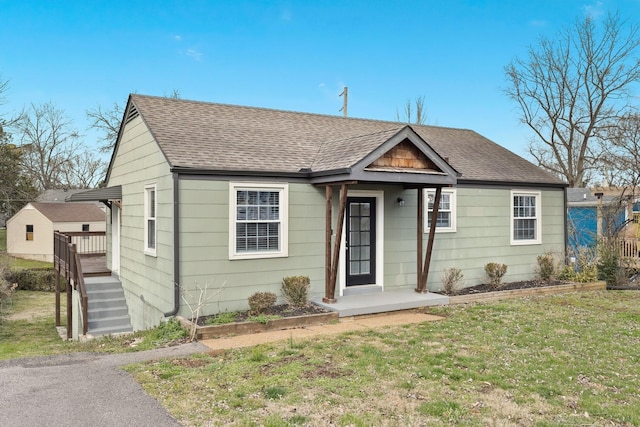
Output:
[
  {"left": 597, "top": 243, "right": 620, "bottom": 287},
  {"left": 484, "top": 263, "right": 507, "bottom": 289},
  {"left": 248, "top": 291, "right": 277, "bottom": 315},
  {"left": 281, "top": 275, "right": 310, "bottom": 308},
  {"left": 535, "top": 252, "right": 556, "bottom": 282},
  {"left": 441, "top": 268, "right": 464, "bottom": 295}
]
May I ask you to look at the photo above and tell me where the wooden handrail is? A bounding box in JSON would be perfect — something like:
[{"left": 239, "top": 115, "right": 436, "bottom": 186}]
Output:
[
  {"left": 55, "top": 231, "right": 100, "bottom": 337},
  {"left": 70, "top": 243, "right": 89, "bottom": 335}
]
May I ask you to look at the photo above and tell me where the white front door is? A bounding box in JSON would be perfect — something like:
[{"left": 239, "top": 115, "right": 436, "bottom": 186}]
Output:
[{"left": 112, "top": 204, "right": 120, "bottom": 276}]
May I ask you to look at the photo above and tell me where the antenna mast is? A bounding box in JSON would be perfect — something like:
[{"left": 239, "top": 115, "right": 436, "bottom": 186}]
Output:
[{"left": 339, "top": 87, "right": 348, "bottom": 117}]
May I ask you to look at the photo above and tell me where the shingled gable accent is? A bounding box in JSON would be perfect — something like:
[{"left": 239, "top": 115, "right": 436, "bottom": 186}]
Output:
[{"left": 311, "top": 126, "right": 459, "bottom": 186}]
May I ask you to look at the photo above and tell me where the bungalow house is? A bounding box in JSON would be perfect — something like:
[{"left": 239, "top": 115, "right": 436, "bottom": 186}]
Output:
[
  {"left": 69, "top": 94, "right": 567, "bottom": 332},
  {"left": 7, "top": 202, "right": 105, "bottom": 262}
]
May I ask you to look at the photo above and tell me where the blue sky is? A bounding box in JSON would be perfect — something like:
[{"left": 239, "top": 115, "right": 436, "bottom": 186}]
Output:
[{"left": 1, "top": 0, "right": 639, "bottom": 157}]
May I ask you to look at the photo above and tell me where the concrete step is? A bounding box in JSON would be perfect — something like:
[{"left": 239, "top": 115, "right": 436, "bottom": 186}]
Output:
[
  {"left": 88, "top": 315, "right": 132, "bottom": 331},
  {"left": 88, "top": 297, "right": 127, "bottom": 310},
  {"left": 86, "top": 288, "right": 125, "bottom": 301},
  {"left": 88, "top": 306, "right": 129, "bottom": 319},
  {"left": 84, "top": 275, "right": 133, "bottom": 337},
  {"left": 89, "top": 324, "right": 134, "bottom": 337}
]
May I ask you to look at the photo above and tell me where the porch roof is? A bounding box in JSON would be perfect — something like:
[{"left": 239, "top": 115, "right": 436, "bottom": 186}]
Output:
[{"left": 65, "top": 185, "right": 122, "bottom": 203}]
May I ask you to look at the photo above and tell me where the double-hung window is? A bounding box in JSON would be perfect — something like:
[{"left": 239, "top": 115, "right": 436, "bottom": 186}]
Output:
[
  {"left": 511, "top": 190, "right": 541, "bottom": 245},
  {"left": 144, "top": 184, "right": 157, "bottom": 256},
  {"left": 230, "top": 182, "right": 288, "bottom": 259},
  {"left": 424, "top": 188, "right": 456, "bottom": 232}
]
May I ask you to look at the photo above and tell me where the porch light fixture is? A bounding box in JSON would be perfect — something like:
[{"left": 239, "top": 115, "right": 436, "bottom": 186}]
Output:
[{"left": 397, "top": 197, "right": 405, "bottom": 207}]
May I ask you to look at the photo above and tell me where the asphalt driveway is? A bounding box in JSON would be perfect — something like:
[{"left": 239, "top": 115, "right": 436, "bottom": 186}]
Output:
[{"left": 0, "top": 342, "right": 207, "bottom": 427}]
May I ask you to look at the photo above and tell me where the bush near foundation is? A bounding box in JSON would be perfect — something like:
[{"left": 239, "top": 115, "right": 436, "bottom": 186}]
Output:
[
  {"left": 282, "top": 276, "right": 310, "bottom": 308},
  {"left": 248, "top": 291, "right": 277, "bottom": 315}
]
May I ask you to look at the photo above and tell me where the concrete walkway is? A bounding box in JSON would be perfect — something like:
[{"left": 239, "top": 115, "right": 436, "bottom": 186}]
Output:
[{"left": 200, "top": 310, "right": 444, "bottom": 350}]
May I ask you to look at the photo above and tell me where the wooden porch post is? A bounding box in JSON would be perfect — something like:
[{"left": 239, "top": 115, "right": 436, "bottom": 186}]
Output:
[
  {"left": 417, "top": 186, "right": 442, "bottom": 293},
  {"left": 324, "top": 183, "right": 348, "bottom": 303},
  {"left": 324, "top": 185, "right": 334, "bottom": 302}
]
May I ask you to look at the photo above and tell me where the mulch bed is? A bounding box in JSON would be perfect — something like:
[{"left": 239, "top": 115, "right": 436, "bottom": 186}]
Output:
[{"left": 450, "top": 280, "right": 570, "bottom": 296}]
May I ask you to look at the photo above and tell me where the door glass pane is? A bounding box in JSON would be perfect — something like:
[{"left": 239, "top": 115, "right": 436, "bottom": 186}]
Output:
[
  {"left": 360, "top": 217, "right": 370, "bottom": 231},
  {"left": 350, "top": 231, "right": 360, "bottom": 246},
  {"left": 350, "top": 247, "right": 360, "bottom": 261},
  {"left": 361, "top": 231, "right": 370, "bottom": 245},
  {"left": 350, "top": 261, "right": 360, "bottom": 274},
  {"left": 350, "top": 203, "right": 360, "bottom": 216},
  {"left": 360, "top": 261, "right": 370, "bottom": 274},
  {"left": 350, "top": 217, "right": 360, "bottom": 231}
]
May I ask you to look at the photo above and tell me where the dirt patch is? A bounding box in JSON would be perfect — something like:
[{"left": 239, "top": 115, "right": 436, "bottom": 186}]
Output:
[
  {"left": 3, "top": 292, "right": 58, "bottom": 321},
  {"left": 197, "top": 304, "right": 330, "bottom": 326}
]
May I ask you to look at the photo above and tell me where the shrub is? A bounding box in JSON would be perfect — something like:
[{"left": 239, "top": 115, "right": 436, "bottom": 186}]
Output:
[
  {"left": 441, "top": 268, "right": 464, "bottom": 295},
  {"left": 535, "top": 252, "right": 556, "bottom": 282},
  {"left": 597, "top": 243, "right": 620, "bottom": 287},
  {"left": 248, "top": 291, "right": 277, "bottom": 315},
  {"left": 281, "top": 276, "right": 310, "bottom": 308},
  {"left": 484, "top": 263, "right": 507, "bottom": 289},
  {"left": 7, "top": 268, "right": 58, "bottom": 291}
]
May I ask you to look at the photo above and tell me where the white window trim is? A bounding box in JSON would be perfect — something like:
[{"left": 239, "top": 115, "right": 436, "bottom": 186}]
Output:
[
  {"left": 424, "top": 188, "right": 457, "bottom": 233},
  {"left": 229, "top": 182, "right": 289, "bottom": 260},
  {"left": 144, "top": 184, "right": 157, "bottom": 256},
  {"left": 510, "top": 190, "right": 542, "bottom": 245}
]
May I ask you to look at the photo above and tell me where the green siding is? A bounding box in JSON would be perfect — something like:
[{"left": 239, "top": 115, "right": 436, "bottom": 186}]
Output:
[
  {"left": 178, "top": 180, "right": 327, "bottom": 315},
  {"left": 384, "top": 186, "right": 565, "bottom": 292},
  {"left": 177, "top": 181, "right": 565, "bottom": 315},
  {"left": 107, "top": 116, "right": 174, "bottom": 330}
]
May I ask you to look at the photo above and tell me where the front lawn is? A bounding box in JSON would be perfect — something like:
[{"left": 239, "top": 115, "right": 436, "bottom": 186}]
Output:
[
  {"left": 125, "top": 291, "right": 640, "bottom": 426},
  {"left": 0, "top": 291, "right": 189, "bottom": 360}
]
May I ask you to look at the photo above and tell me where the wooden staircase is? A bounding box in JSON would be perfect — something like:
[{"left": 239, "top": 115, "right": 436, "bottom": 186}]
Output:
[{"left": 84, "top": 276, "right": 133, "bottom": 336}]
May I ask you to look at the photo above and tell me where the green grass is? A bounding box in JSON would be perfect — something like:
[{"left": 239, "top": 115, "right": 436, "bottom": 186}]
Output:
[
  {"left": 125, "top": 291, "right": 640, "bottom": 426},
  {"left": 0, "top": 290, "right": 189, "bottom": 360}
]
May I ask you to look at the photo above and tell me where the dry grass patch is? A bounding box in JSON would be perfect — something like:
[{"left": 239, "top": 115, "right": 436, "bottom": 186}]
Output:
[{"left": 125, "top": 291, "right": 640, "bottom": 426}]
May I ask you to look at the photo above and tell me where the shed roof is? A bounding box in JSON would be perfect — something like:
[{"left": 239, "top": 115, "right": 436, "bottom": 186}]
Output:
[
  {"left": 30, "top": 202, "right": 105, "bottom": 223},
  {"left": 119, "top": 94, "right": 565, "bottom": 186}
]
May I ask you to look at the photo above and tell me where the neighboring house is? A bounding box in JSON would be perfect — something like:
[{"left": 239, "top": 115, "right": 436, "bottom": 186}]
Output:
[
  {"left": 37, "top": 189, "right": 94, "bottom": 203},
  {"left": 567, "top": 188, "right": 631, "bottom": 252},
  {"left": 6, "top": 202, "right": 106, "bottom": 262},
  {"left": 70, "top": 94, "right": 567, "bottom": 331}
]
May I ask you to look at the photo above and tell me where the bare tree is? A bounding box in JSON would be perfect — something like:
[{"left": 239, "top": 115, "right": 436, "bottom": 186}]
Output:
[
  {"left": 396, "top": 96, "right": 428, "bottom": 125},
  {"left": 505, "top": 12, "right": 640, "bottom": 187},
  {"left": 15, "top": 102, "right": 82, "bottom": 190},
  {"left": 601, "top": 113, "right": 640, "bottom": 188},
  {"left": 62, "top": 150, "right": 107, "bottom": 189},
  {"left": 86, "top": 102, "right": 123, "bottom": 153}
]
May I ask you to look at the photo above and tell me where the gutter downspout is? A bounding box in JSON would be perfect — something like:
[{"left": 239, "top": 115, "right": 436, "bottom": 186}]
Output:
[{"left": 164, "top": 172, "right": 180, "bottom": 317}]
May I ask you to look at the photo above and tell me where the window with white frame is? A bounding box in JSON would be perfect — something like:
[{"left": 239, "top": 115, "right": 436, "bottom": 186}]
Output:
[
  {"left": 425, "top": 188, "right": 456, "bottom": 232},
  {"left": 144, "top": 184, "right": 157, "bottom": 255},
  {"left": 229, "top": 182, "right": 288, "bottom": 259},
  {"left": 511, "top": 190, "right": 541, "bottom": 245}
]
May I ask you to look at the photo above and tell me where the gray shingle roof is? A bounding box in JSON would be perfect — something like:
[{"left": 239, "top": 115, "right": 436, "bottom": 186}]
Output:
[
  {"left": 31, "top": 203, "right": 105, "bottom": 222},
  {"left": 128, "top": 94, "right": 565, "bottom": 186}
]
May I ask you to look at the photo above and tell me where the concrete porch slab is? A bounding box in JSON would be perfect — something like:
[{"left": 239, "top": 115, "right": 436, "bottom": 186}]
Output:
[{"left": 313, "top": 288, "right": 449, "bottom": 317}]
